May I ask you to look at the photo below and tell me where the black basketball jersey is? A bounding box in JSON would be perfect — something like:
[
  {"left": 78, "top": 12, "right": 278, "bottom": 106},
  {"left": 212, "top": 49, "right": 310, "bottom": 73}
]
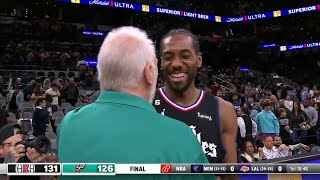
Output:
[{"left": 153, "top": 87, "right": 226, "bottom": 163}]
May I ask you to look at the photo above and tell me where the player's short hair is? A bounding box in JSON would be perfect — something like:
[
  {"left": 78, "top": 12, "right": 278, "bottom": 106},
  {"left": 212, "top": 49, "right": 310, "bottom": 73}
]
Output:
[{"left": 160, "top": 29, "right": 200, "bottom": 55}]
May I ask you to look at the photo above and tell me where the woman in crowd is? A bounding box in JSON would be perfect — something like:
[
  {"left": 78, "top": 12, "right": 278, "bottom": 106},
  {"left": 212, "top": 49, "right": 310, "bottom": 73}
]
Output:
[
  {"left": 43, "top": 78, "right": 50, "bottom": 91},
  {"left": 239, "top": 140, "right": 262, "bottom": 163},
  {"left": 284, "top": 95, "right": 293, "bottom": 112},
  {"left": 290, "top": 101, "right": 310, "bottom": 144}
]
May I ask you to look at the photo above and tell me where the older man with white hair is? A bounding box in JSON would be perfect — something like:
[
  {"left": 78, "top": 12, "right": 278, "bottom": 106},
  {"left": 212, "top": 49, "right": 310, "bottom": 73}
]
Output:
[{"left": 58, "top": 26, "right": 213, "bottom": 180}]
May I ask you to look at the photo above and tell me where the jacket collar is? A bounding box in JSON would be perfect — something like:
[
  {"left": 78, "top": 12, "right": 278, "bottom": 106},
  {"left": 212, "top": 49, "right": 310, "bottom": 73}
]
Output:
[{"left": 95, "top": 91, "right": 156, "bottom": 112}]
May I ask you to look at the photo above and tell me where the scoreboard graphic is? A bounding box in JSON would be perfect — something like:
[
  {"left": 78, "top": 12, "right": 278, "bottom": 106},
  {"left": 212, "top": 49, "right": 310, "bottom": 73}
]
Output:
[
  {"left": 62, "top": 163, "right": 115, "bottom": 175},
  {"left": 7, "top": 163, "right": 61, "bottom": 176},
  {"left": 2, "top": 163, "right": 320, "bottom": 176}
]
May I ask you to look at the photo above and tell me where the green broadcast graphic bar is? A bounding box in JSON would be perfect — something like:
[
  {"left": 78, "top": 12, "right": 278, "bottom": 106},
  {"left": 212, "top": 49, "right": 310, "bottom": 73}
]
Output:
[{"left": 62, "top": 163, "right": 116, "bottom": 175}]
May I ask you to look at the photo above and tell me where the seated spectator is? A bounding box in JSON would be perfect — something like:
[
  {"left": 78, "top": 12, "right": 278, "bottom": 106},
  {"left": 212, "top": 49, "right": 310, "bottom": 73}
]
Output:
[
  {"left": 32, "top": 97, "right": 49, "bottom": 137},
  {"left": 239, "top": 140, "right": 262, "bottom": 163},
  {"left": 273, "top": 136, "right": 310, "bottom": 157},
  {"left": 261, "top": 135, "right": 285, "bottom": 159}
]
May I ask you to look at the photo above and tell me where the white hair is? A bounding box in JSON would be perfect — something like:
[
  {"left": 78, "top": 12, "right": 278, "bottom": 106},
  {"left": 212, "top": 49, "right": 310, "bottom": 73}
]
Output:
[{"left": 97, "top": 26, "right": 156, "bottom": 91}]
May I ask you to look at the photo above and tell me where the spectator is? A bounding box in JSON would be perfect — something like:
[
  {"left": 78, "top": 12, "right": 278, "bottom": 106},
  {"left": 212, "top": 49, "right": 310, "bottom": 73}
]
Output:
[
  {"left": 302, "top": 100, "right": 318, "bottom": 144},
  {"left": 14, "top": 78, "right": 25, "bottom": 90},
  {"left": 63, "top": 78, "right": 79, "bottom": 106},
  {"left": 277, "top": 100, "right": 291, "bottom": 118},
  {"left": 26, "top": 83, "right": 43, "bottom": 108},
  {"left": 273, "top": 136, "right": 310, "bottom": 157},
  {"left": 290, "top": 90, "right": 299, "bottom": 103},
  {"left": 44, "top": 94, "right": 54, "bottom": 133},
  {"left": 284, "top": 95, "right": 293, "bottom": 112},
  {"left": 237, "top": 107, "right": 257, "bottom": 147},
  {"left": 32, "top": 97, "right": 49, "bottom": 137},
  {"left": 7, "top": 86, "right": 24, "bottom": 119},
  {"left": 232, "top": 94, "right": 241, "bottom": 110},
  {"left": 43, "top": 78, "right": 51, "bottom": 91},
  {"left": 265, "top": 89, "right": 278, "bottom": 108},
  {"left": 45, "top": 83, "right": 60, "bottom": 112},
  {"left": 290, "top": 101, "right": 309, "bottom": 144},
  {"left": 261, "top": 135, "right": 284, "bottom": 159},
  {"left": 239, "top": 140, "right": 262, "bottom": 163},
  {"left": 256, "top": 101, "right": 280, "bottom": 138},
  {"left": 301, "top": 87, "right": 309, "bottom": 101},
  {"left": 23, "top": 79, "right": 36, "bottom": 101},
  {"left": 245, "top": 103, "right": 258, "bottom": 121},
  {"left": 278, "top": 108, "right": 292, "bottom": 145}
]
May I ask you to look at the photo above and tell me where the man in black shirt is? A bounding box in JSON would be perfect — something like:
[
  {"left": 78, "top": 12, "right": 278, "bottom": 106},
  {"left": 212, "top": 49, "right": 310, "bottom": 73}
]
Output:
[{"left": 32, "top": 97, "right": 49, "bottom": 137}]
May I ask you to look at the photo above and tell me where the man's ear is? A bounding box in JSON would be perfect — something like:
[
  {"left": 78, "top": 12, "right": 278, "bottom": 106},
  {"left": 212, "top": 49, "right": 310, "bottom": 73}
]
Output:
[
  {"left": 144, "top": 63, "right": 154, "bottom": 86},
  {"left": 197, "top": 52, "right": 202, "bottom": 68}
]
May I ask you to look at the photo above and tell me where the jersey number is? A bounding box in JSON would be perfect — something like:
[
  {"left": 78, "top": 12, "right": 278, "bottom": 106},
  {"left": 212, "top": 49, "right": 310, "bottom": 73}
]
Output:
[{"left": 154, "top": 100, "right": 160, "bottom": 105}]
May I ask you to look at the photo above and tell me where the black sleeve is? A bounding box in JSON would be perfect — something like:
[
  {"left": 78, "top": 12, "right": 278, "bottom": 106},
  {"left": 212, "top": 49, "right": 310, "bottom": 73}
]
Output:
[{"left": 239, "top": 156, "right": 249, "bottom": 163}]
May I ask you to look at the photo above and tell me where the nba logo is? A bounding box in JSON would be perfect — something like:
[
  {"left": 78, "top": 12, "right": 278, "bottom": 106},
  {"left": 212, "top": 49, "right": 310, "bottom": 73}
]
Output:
[{"left": 160, "top": 164, "right": 172, "bottom": 173}]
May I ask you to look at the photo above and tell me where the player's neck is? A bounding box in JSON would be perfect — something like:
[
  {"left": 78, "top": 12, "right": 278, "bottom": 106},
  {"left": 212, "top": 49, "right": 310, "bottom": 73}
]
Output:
[{"left": 164, "top": 85, "right": 200, "bottom": 107}]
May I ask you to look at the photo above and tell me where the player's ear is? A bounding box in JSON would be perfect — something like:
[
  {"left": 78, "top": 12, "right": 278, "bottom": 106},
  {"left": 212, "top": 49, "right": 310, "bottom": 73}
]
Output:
[{"left": 197, "top": 52, "right": 202, "bottom": 68}]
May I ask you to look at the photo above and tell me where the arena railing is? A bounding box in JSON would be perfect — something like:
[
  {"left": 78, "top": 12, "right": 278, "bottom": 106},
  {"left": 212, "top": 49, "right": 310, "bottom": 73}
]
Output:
[{"left": 55, "top": 0, "right": 320, "bottom": 23}]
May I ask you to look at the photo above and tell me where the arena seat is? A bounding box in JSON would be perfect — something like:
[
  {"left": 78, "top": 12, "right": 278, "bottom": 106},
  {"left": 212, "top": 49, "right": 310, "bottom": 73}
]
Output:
[{"left": 64, "top": 106, "right": 75, "bottom": 114}]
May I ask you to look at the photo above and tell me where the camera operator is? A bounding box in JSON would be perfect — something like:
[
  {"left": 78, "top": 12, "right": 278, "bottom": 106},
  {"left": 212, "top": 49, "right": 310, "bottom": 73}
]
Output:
[{"left": 0, "top": 123, "right": 46, "bottom": 179}]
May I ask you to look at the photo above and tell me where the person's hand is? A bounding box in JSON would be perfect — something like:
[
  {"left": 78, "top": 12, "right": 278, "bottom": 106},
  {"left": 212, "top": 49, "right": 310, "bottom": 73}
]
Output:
[
  {"left": 26, "top": 147, "right": 46, "bottom": 163},
  {"left": 4, "top": 139, "right": 25, "bottom": 163},
  {"left": 279, "top": 144, "right": 287, "bottom": 151},
  {"left": 303, "top": 145, "right": 310, "bottom": 151}
]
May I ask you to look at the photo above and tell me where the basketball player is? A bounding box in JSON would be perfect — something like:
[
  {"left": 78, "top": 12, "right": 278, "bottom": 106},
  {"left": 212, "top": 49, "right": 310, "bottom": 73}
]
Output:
[{"left": 153, "top": 29, "right": 238, "bottom": 179}]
